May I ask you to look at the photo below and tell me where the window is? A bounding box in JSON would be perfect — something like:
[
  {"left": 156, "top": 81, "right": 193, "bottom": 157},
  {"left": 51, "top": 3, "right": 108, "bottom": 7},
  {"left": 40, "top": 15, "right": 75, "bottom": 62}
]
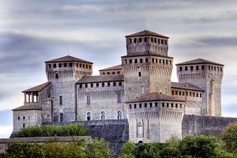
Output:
[
  {"left": 85, "top": 84, "right": 88, "bottom": 88},
  {"left": 117, "top": 71, "right": 120, "bottom": 74},
  {"left": 167, "top": 103, "right": 169, "bottom": 107},
  {"left": 87, "top": 112, "right": 91, "bottom": 121},
  {"left": 179, "top": 67, "right": 182, "bottom": 71},
  {"left": 23, "top": 116, "right": 25, "bottom": 120},
  {"left": 59, "top": 63, "right": 61, "bottom": 67},
  {"left": 117, "top": 93, "right": 122, "bottom": 103},
  {"left": 55, "top": 73, "right": 59, "bottom": 79},
  {"left": 185, "top": 66, "right": 188, "bottom": 71},
  {"left": 176, "top": 104, "right": 178, "bottom": 108},
  {"left": 113, "top": 82, "right": 116, "bottom": 87},
  {"left": 119, "top": 82, "right": 122, "bottom": 86},
  {"left": 162, "top": 103, "right": 164, "bottom": 107},
  {"left": 135, "top": 59, "right": 137, "bottom": 63},
  {"left": 180, "top": 104, "right": 182, "bottom": 108},
  {"left": 202, "top": 65, "right": 205, "bottom": 70},
  {"left": 18, "top": 117, "right": 20, "bottom": 120},
  {"left": 139, "top": 103, "right": 142, "bottom": 108},
  {"left": 117, "top": 111, "right": 122, "bottom": 120},
  {"left": 191, "top": 66, "right": 193, "bottom": 71},
  {"left": 144, "top": 103, "right": 147, "bottom": 108},
  {"left": 155, "top": 102, "right": 158, "bottom": 107},
  {"left": 129, "top": 59, "right": 132, "bottom": 64},
  {"left": 60, "top": 113, "right": 63, "bottom": 122},
  {"left": 48, "top": 64, "right": 51, "bottom": 68},
  {"left": 137, "top": 122, "right": 143, "bottom": 138},
  {"left": 69, "top": 63, "right": 73, "bottom": 67},
  {"left": 108, "top": 82, "right": 110, "bottom": 87},
  {"left": 134, "top": 104, "right": 137, "bottom": 109},
  {"left": 53, "top": 64, "right": 56, "bottom": 68},
  {"left": 102, "top": 83, "right": 105, "bottom": 87},
  {"left": 129, "top": 104, "right": 132, "bottom": 109},
  {"left": 171, "top": 103, "right": 173, "bottom": 108},
  {"left": 101, "top": 111, "right": 105, "bottom": 120},
  {"left": 91, "top": 83, "right": 93, "bottom": 88},
  {"left": 138, "top": 72, "right": 141, "bottom": 77},
  {"left": 145, "top": 58, "right": 148, "bottom": 63},
  {"left": 112, "top": 72, "right": 115, "bottom": 74},
  {"left": 23, "top": 123, "right": 25, "bottom": 128},
  {"left": 96, "top": 83, "right": 99, "bottom": 87},
  {"left": 150, "top": 103, "right": 152, "bottom": 108},
  {"left": 196, "top": 66, "right": 199, "bottom": 70},
  {"left": 64, "top": 63, "right": 67, "bottom": 67},
  {"left": 59, "top": 96, "right": 63, "bottom": 105},
  {"left": 134, "top": 38, "right": 137, "bottom": 43},
  {"left": 139, "top": 38, "right": 142, "bottom": 42},
  {"left": 144, "top": 37, "right": 147, "bottom": 42},
  {"left": 87, "top": 96, "right": 91, "bottom": 105},
  {"left": 140, "top": 58, "right": 143, "bottom": 63}
]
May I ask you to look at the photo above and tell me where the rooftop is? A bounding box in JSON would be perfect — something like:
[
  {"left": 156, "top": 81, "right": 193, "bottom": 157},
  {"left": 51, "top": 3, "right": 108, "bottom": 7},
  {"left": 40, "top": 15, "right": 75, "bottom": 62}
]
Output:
[
  {"left": 126, "top": 92, "right": 185, "bottom": 103},
  {"left": 45, "top": 55, "right": 93, "bottom": 64},
  {"left": 22, "top": 82, "right": 51, "bottom": 93},
  {"left": 12, "top": 104, "right": 42, "bottom": 111},
  {"left": 77, "top": 75, "right": 124, "bottom": 83},
  {"left": 171, "top": 82, "right": 204, "bottom": 91},
  {"left": 99, "top": 65, "right": 122, "bottom": 71},
  {"left": 125, "top": 30, "right": 169, "bottom": 39},
  {"left": 176, "top": 58, "right": 224, "bottom": 66}
]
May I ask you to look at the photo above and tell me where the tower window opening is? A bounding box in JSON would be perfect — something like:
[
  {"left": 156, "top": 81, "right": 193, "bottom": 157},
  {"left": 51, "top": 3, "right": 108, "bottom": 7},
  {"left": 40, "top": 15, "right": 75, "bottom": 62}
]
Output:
[
  {"left": 140, "top": 58, "right": 143, "bottom": 63},
  {"left": 144, "top": 37, "right": 147, "bottom": 42},
  {"left": 87, "top": 112, "right": 91, "bottom": 121},
  {"left": 18, "top": 116, "right": 20, "bottom": 120},
  {"left": 159, "top": 59, "right": 161, "bottom": 63},
  {"left": 83, "top": 64, "right": 85, "bottom": 68},
  {"left": 23, "top": 123, "right": 25, "bottom": 128},
  {"left": 185, "top": 66, "right": 188, "bottom": 71},
  {"left": 170, "top": 61, "right": 172, "bottom": 65},
  {"left": 161, "top": 39, "right": 164, "bottom": 44},
  {"left": 189, "top": 92, "right": 192, "bottom": 96},
  {"left": 193, "top": 92, "right": 195, "bottom": 97},
  {"left": 152, "top": 58, "right": 154, "bottom": 63},
  {"left": 165, "top": 40, "right": 167, "bottom": 45},
  {"left": 171, "top": 103, "right": 173, "bottom": 108},
  {"left": 191, "top": 66, "right": 193, "bottom": 71},
  {"left": 103, "top": 72, "right": 105, "bottom": 75},
  {"left": 156, "top": 59, "right": 158, "bottom": 63},
  {"left": 124, "top": 59, "right": 127, "bottom": 64},
  {"left": 180, "top": 104, "right": 182, "bottom": 108},
  {"left": 107, "top": 72, "right": 110, "bottom": 75},
  {"left": 196, "top": 93, "right": 199, "bottom": 97},
  {"left": 220, "top": 67, "right": 222, "bottom": 71},
  {"left": 79, "top": 84, "right": 82, "bottom": 88},
  {"left": 102, "top": 83, "right": 105, "bottom": 87},
  {"left": 134, "top": 38, "right": 137, "bottom": 43},
  {"left": 175, "top": 91, "right": 178, "bottom": 95},
  {"left": 55, "top": 73, "right": 59, "bottom": 79},
  {"left": 117, "top": 71, "right": 120, "bottom": 74},
  {"left": 85, "top": 84, "right": 88, "bottom": 88},
  {"left": 139, "top": 38, "right": 142, "bottom": 43},
  {"left": 158, "top": 39, "right": 161, "bottom": 44},
  {"left": 163, "top": 60, "right": 165, "bottom": 64},
  {"left": 117, "top": 93, "right": 122, "bottom": 103},
  {"left": 108, "top": 82, "right": 110, "bottom": 87},
  {"left": 113, "top": 82, "right": 116, "bottom": 87},
  {"left": 155, "top": 102, "right": 158, "bottom": 107},
  {"left": 87, "top": 96, "right": 91, "bottom": 105},
  {"left": 139, "top": 103, "right": 142, "bottom": 108},
  {"left": 91, "top": 83, "right": 93, "bottom": 88},
  {"left": 53, "top": 64, "right": 56, "bottom": 68},
  {"left": 129, "top": 104, "right": 132, "bottom": 109},
  {"left": 101, "top": 111, "right": 105, "bottom": 120},
  {"left": 196, "top": 66, "right": 199, "bottom": 70},
  {"left": 119, "top": 82, "right": 122, "bottom": 86},
  {"left": 166, "top": 60, "right": 168, "bottom": 65},
  {"left": 76, "top": 63, "right": 78, "bottom": 67},
  {"left": 96, "top": 83, "right": 99, "bottom": 87},
  {"left": 86, "top": 65, "right": 88, "bottom": 69},
  {"left": 138, "top": 72, "right": 141, "bottom": 77},
  {"left": 176, "top": 103, "right": 178, "bottom": 108},
  {"left": 162, "top": 103, "right": 164, "bottom": 107},
  {"left": 89, "top": 65, "right": 91, "bottom": 69},
  {"left": 134, "top": 104, "right": 137, "bottom": 109},
  {"left": 154, "top": 38, "right": 157, "bottom": 43},
  {"left": 200, "top": 93, "right": 202, "bottom": 97},
  {"left": 23, "top": 116, "right": 25, "bottom": 120},
  {"left": 117, "top": 111, "right": 122, "bottom": 120},
  {"left": 144, "top": 103, "right": 147, "bottom": 108},
  {"left": 135, "top": 59, "right": 138, "bottom": 63},
  {"left": 59, "top": 63, "right": 62, "bottom": 67},
  {"left": 145, "top": 58, "right": 148, "bottom": 63},
  {"left": 202, "top": 65, "right": 205, "bottom": 70},
  {"left": 129, "top": 59, "right": 132, "bottom": 64},
  {"left": 129, "top": 39, "right": 132, "bottom": 43},
  {"left": 179, "top": 67, "right": 182, "bottom": 71},
  {"left": 167, "top": 103, "right": 169, "bottom": 107},
  {"left": 59, "top": 96, "right": 63, "bottom": 105},
  {"left": 69, "top": 63, "right": 73, "bottom": 67},
  {"left": 172, "top": 90, "right": 174, "bottom": 95},
  {"left": 179, "top": 91, "right": 181, "bottom": 95},
  {"left": 150, "top": 103, "right": 152, "bottom": 108},
  {"left": 182, "top": 92, "right": 185, "bottom": 96},
  {"left": 48, "top": 64, "right": 51, "bottom": 68},
  {"left": 151, "top": 38, "right": 153, "bottom": 42},
  {"left": 79, "top": 63, "right": 82, "bottom": 67},
  {"left": 112, "top": 72, "right": 115, "bottom": 74},
  {"left": 60, "top": 113, "right": 63, "bottom": 122}
]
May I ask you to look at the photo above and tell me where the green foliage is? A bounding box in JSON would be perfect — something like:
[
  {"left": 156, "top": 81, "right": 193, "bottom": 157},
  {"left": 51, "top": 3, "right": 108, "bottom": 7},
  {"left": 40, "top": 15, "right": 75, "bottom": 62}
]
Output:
[
  {"left": 13, "top": 123, "right": 90, "bottom": 137},
  {"left": 159, "top": 146, "right": 181, "bottom": 158},
  {"left": 2, "top": 138, "right": 111, "bottom": 158},
  {"left": 221, "top": 123, "right": 237, "bottom": 153},
  {"left": 120, "top": 141, "right": 136, "bottom": 158}
]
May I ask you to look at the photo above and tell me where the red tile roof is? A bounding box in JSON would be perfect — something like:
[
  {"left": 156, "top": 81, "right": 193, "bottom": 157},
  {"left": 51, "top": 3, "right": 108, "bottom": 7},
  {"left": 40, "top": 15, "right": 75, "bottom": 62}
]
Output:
[
  {"left": 176, "top": 58, "right": 224, "bottom": 66},
  {"left": 45, "top": 55, "right": 93, "bottom": 64},
  {"left": 125, "top": 30, "right": 169, "bottom": 38},
  {"left": 22, "top": 82, "right": 51, "bottom": 93},
  {"left": 126, "top": 92, "right": 185, "bottom": 103},
  {"left": 99, "top": 65, "right": 122, "bottom": 71},
  {"left": 171, "top": 82, "right": 204, "bottom": 91},
  {"left": 12, "top": 104, "right": 42, "bottom": 111}
]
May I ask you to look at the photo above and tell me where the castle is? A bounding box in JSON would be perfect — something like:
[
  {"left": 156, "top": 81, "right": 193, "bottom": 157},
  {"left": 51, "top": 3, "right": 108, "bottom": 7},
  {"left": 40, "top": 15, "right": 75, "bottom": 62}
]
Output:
[{"left": 12, "top": 30, "right": 225, "bottom": 143}]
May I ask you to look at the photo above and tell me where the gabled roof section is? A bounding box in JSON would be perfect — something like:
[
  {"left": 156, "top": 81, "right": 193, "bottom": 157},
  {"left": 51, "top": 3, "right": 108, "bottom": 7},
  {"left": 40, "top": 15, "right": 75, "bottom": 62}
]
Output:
[
  {"left": 45, "top": 55, "right": 93, "bottom": 64},
  {"left": 126, "top": 92, "right": 185, "bottom": 103},
  {"left": 171, "top": 82, "right": 204, "bottom": 92},
  {"left": 176, "top": 58, "right": 224, "bottom": 66},
  {"left": 78, "top": 75, "right": 124, "bottom": 83},
  {"left": 99, "top": 64, "right": 122, "bottom": 71},
  {"left": 12, "top": 104, "right": 42, "bottom": 111},
  {"left": 22, "top": 82, "right": 51, "bottom": 93},
  {"left": 125, "top": 30, "right": 169, "bottom": 39}
]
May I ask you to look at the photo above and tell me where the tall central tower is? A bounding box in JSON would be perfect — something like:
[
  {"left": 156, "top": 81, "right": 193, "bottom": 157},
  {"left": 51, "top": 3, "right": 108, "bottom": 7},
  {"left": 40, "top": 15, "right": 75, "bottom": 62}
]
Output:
[{"left": 122, "top": 30, "right": 173, "bottom": 102}]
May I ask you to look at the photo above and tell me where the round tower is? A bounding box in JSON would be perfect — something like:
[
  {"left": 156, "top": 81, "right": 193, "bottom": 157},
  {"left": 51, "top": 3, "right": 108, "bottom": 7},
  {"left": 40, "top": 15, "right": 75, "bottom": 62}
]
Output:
[
  {"left": 176, "top": 59, "right": 224, "bottom": 116},
  {"left": 45, "top": 55, "right": 93, "bottom": 122},
  {"left": 122, "top": 30, "right": 173, "bottom": 102}
]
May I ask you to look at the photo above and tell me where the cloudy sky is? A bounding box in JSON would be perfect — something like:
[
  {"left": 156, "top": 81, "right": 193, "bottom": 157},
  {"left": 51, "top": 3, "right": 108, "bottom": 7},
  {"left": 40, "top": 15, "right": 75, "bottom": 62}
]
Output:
[{"left": 1, "top": 0, "right": 237, "bottom": 138}]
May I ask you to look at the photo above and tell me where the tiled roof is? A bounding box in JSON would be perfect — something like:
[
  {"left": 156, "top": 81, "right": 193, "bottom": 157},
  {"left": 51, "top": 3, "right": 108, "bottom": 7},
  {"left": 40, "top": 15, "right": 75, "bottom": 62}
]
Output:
[
  {"left": 22, "top": 82, "right": 51, "bottom": 93},
  {"left": 127, "top": 92, "right": 185, "bottom": 103},
  {"left": 176, "top": 58, "right": 224, "bottom": 66},
  {"left": 171, "top": 82, "right": 204, "bottom": 91},
  {"left": 78, "top": 75, "right": 124, "bottom": 83},
  {"left": 99, "top": 65, "right": 122, "bottom": 71},
  {"left": 45, "top": 55, "right": 93, "bottom": 64},
  {"left": 12, "top": 104, "right": 42, "bottom": 111},
  {"left": 125, "top": 30, "right": 169, "bottom": 38}
]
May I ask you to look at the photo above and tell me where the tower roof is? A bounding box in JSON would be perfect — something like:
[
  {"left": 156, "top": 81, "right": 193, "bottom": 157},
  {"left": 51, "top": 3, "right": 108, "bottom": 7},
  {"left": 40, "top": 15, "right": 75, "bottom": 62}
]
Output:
[
  {"left": 12, "top": 104, "right": 42, "bottom": 111},
  {"left": 45, "top": 55, "right": 93, "bottom": 64},
  {"left": 176, "top": 58, "right": 224, "bottom": 66},
  {"left": 126, "top": 92, "right": 185, "bottom": 103},
  {"left": 99, "top": 64, "right": 122, "bottom": 71},
  {"left": 125, "top": 30, "right": 169, "bottom": 39},
  {"left": 171, "top": 82, "right": 204, "bottom": 92},
  {"left": 77, "top": 75, "right": 124, "bottom": 83},
  {"left": 22, "top": 82, "right": 51, "bottom": 93}
]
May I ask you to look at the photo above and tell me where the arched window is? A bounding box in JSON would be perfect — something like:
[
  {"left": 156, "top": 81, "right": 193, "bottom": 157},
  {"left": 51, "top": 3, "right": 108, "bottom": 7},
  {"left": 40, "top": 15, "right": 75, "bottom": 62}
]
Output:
[
  {"left": 53, "top": 64, "right": 56, "bottom": 68},
  {"left": 87, "top": 112, "right": 91, "bottom": 121},
  {"left": 129, "top": 59, "right": 132, "bottom": 64},
  {"left": 55, "top": 73, "right": 59, "bottom": 79},
  {"left": 117, "top": 111, "right": 122, "bottom": 120},
  {"left": 140, "top": 58, "right": 143, "bottom": 63},
  {"left": 101, "top": 111, "right": 105, "bottom": 120},
  {"left": 135, "top": 59, "right": 137, "bottom": 63},
  {"left": 145, "top": 58, "right": 148, "bottom": 63},
  {"left": 137, "top": 122, "right": 143, "bottom": 138}
]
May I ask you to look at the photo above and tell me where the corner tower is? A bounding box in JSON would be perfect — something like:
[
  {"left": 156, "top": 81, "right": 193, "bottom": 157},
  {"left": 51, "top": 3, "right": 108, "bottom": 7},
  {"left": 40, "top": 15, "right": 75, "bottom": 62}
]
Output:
[
  {"left": 176, "top": 59, "right": 224, "bottom": 116},
  {"left": 122, "top": 30, "right": 173, "bottom": 102},
  {"left": 45, "top": 55, "right": 93, "bottom": 122}
]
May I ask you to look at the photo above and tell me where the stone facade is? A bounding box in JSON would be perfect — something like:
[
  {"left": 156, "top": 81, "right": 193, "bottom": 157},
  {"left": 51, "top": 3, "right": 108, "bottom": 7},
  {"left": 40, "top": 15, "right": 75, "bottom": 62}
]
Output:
[{"left": 12, "top": 30, "right": 226, "bottom": 144}]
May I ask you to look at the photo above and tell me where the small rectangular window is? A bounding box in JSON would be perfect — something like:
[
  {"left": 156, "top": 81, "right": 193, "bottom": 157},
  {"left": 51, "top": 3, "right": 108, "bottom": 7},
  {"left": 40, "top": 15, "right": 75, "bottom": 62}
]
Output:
[
  {"left": 87, "top": 96, "right": 91, "bottom": 105},
  {"left": 18, "top": 117, "right": 20, "bottom": 120},
  {"left": 23, "top": 116, "right": 25, "bottom": 120},
  {"left": 23, "top": 123, "right": 25, "bottom": 128},
  {"left": 60, "top": 113, "right": 63, "bottom": 122},
  {"left": 138, "top": 72, "right": 141, "bottom": 77},
  {"left": 117, "top": 94, "right": 122, "bottom": 103},
  {"left": 59, "top": 96, "right": 63, "bottom": 105}
]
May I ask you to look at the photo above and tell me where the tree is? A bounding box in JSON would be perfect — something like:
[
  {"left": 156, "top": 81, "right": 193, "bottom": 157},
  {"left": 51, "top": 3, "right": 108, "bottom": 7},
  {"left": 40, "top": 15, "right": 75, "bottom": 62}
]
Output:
[
  {"left": 120, "top": 141, "right": 136, "bottom": 158},
  {"left": 221, "top": 123, "right": 237, "bottom": 154}
]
